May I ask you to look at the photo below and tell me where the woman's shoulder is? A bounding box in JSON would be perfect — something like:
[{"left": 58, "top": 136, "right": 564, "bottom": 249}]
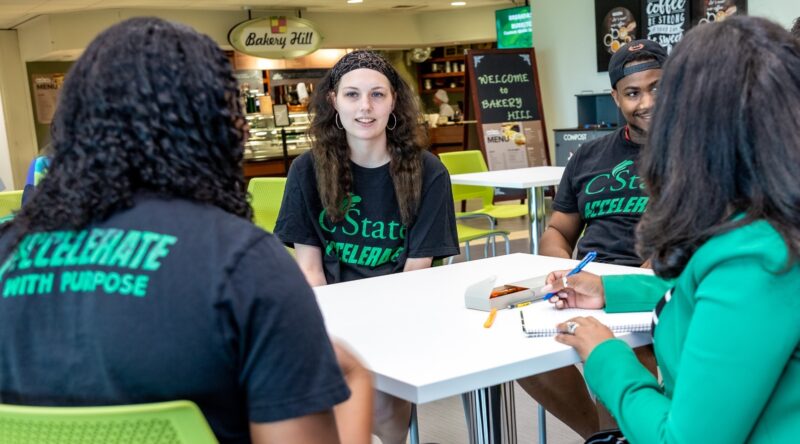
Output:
[
  {"left": 290, "top": 150, "right": 315, "bottom": 171},
  {"left": 285, "top": 151, "right": 320, "bottom": 187},
  {"left": 691, "top": 220, "right": 794, "bottom": 275},
  {"left": 420, "top": 150, "right": 448, "bottom": 178}
]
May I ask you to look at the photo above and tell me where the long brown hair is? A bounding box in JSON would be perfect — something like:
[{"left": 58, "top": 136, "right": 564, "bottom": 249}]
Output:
[{"left": 309, "top": 50, "right": 427, "bottom": 225}]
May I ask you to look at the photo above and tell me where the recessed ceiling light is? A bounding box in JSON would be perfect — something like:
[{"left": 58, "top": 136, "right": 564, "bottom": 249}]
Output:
[
  {"left": 451, "top": 1, "right": 466, "bottom": 5},
  {"left": 347, "top": 0, "right": 363, "bottom": 3}
]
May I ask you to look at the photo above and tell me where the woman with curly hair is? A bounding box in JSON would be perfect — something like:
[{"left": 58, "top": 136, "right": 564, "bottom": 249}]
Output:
[
  {"left": 275, "top": 50, "right": 459, "bottom": 443},
  {"left": 0, "top": 17, "right": 351, "bottom": 444},
  {"left": 541, "top": 17, "right": 800, "bottom": 443}
]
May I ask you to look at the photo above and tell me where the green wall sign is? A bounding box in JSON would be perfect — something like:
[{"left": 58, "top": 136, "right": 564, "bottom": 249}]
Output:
[{"left": 228, "top": 16, "right": 323, "bottom": 59}]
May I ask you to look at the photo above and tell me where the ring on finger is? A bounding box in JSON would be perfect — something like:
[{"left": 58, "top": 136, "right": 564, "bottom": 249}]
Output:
[
  {"left": 566, "top": 321, "right": 579, "bottom": 335},
  {"left": 562, "top": 276, "right": 569, "bottom": 288}
]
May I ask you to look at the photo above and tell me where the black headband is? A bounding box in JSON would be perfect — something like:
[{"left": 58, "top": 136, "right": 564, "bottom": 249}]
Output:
[{"left": 329, "top": 50, "right": 399, "bottom": 89}]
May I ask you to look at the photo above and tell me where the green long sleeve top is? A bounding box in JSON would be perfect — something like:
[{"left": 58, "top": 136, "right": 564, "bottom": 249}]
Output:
[{"left": 585, "top": 220, "right": 800, "bottom": 443}]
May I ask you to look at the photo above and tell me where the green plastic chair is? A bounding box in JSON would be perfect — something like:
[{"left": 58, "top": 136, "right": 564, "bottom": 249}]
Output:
[
  {"left": 0, "top": 400, "right": 217, "bottom": 444},
  {"left": 247, "top": 177, "right": 287, "bottom": 233},
  {"left": 449, "top": 214, "right": 511, "bottom": 264},
  {"left": 439, "top": 151, "right": 528, "bottom": 222},
  {"left": 0, "top": 190, "right": 23, "bottom": 219}
]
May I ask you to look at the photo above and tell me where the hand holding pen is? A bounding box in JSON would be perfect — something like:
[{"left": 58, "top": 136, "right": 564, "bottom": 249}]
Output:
[{"left": 539, "top": 252, "right": 606, "bottom": 309}]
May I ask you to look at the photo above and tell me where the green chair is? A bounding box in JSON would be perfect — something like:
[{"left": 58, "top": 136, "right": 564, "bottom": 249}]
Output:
[
  {"left": 439, "top": 151, "right": 528, "bottom": 223},
  {"left": 0, "top": 400, "right": 217, "bottom": 444},
  {"left": 247, "top": 177, "right": 287, "bottom": 233},
  {"left": 0, "top": 190, "right": 23, "bottom": 219},
  {"left": 449, "top": 214, "right": 511, "bottom": 264}
]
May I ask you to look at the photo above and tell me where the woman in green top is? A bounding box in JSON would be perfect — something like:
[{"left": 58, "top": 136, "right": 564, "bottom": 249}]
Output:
[{"left": 542, "top": 17, "right": 800, "bottom": 443}]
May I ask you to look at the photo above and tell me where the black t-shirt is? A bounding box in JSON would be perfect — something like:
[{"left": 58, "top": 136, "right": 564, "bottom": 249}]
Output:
[
  {"left": 0, "top": 196, "right": 350, "bottom": 444},
  {"left": 552, "top": 127, "right": 647, "bottom": 266},
  {"left": 275, "top": 151, "right": 460, "bottom": 283}
]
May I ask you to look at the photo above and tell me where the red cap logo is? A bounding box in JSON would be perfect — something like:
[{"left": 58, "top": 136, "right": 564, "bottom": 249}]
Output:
[{"left": 628, "top": 43, "right": 644, "bottom": 52}]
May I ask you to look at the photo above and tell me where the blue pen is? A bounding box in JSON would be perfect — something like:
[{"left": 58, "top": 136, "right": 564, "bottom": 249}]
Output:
[{"left": 543, "top": 251, "right": 597, "bottom": 301}]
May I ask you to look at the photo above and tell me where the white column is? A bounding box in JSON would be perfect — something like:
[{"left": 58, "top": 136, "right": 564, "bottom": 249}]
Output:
[{"left": 0, "top": 30, "right": 38, "bottom": 190}]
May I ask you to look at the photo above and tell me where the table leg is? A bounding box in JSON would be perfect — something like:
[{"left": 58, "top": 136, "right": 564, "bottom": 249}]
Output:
[
  {"left": 409, "top": 403, "right": 420, "bottom": 444},
  {"left": 528, "top": 185, "right": 550, "bottom": 444},
  {"left": 527, "top": 186, "right": 546, "bottom": 254},
  {"left": 538, "top": 404, "right": 547, "bottom": 444},
  {"left": 461, "top": 382, "right": 517, "bottom": 444}
]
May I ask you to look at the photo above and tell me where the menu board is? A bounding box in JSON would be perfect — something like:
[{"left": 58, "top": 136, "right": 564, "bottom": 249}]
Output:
[
  {"left": 643, "top": 0, "right": 690, "bottom": 53},
  {"left": 595, "top": 0, "right": 642, "bottom": 71},
  {"left": 32, "top": 73, "right": 65, "bottom": 125},
  {"left": 466, "top": 48, "right": 550, "bottom": 177},
  {"left": 691, "top": 0, "right": 747, "bottom": 26}
]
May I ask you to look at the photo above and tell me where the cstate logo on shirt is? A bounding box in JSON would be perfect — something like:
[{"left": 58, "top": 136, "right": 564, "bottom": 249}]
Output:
[
  {"left": 582, "top": 160, "right": 648, "bottom": 219},
  {"left": 318, "top": 194, "right": 405, "bottom": 268}
]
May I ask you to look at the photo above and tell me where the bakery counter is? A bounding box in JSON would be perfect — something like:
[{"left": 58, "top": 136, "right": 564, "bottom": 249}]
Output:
[{"left": 427, "top": 123, "right": 467, "bottom": 155}]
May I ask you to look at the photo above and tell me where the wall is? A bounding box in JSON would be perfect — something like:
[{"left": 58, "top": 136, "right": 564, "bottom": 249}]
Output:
[
  {"left": 0, "top": 31, "right": 38, "bottom": 190},
  {"left": 17, "top": 7, "right": 500, "bottom": 61},
  {"left": 0, "top": 84, "right": 12, "bottom": 190},
  {"left": 4, "top": 1, "right": 800, "bottom": 178},
  {"left": 530, "top": 0, "right": 800, "bottom": 160}
]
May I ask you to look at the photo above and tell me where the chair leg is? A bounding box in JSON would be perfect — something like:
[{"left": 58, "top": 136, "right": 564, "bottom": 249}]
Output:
[
  {"left": 465, "top": 241, "right": 471, "bottom": 261},
  {"left": 489, "top": 218, "right": 497, "bottom": 257}
]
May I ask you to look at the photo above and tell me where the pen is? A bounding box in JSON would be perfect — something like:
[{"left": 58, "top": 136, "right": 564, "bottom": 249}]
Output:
[
  {"left": 543, "top": 251, "right": 597, "bottom": 301},
  {"left": 507, "top": 300, "right": 533, "bottom": 310}
]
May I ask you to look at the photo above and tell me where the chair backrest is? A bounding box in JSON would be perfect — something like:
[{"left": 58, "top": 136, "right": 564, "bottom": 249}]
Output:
[
  {"left": 0, "top": 190, "right": 23, "bottom": 219},
  {"left": 0, "top": 400, "right": 217, "bottom": 444},
  {"left": 439, "top": 151, "right": 494, "bottom": 205},
  {"left": 247, "top": 177, "right": 287, "bottom": 233}
]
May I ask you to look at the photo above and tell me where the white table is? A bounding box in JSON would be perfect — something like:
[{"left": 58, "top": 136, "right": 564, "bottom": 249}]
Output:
[
  {"left": 316, "top": 254, "right": 652, "bottom": 444},
  {"left": 449, "top": 167, "right": 565, "bottom": 255}
]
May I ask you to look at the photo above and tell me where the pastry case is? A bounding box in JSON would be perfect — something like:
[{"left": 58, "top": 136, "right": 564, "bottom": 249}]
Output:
[{"left": 243, "top": 112, "right": 311, "bottom": 178}]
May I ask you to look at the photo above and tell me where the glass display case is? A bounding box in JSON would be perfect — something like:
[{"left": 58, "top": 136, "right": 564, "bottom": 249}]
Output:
[{"left": 244, "top": 112, "right": 311, "bottom": 161}]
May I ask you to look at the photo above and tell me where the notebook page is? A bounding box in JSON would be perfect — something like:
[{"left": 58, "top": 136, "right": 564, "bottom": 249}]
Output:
[{"left": 519, "top": 301, "right": 652, "bottom": 337}]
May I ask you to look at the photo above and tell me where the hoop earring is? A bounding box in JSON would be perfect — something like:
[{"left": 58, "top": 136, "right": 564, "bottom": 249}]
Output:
[
  {"left": 386, "top": 112, "right": 397, "bottom": 131},
  {"left": 335, "top": 113, "right": 344, "bottom": 130}
]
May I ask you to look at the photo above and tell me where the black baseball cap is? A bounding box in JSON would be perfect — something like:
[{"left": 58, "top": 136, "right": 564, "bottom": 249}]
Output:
[{"left": 608, "top": 39, "right": 667, "bottom": 88}]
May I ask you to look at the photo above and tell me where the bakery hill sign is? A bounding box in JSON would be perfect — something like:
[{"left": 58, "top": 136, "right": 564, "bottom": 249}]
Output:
[{"left": 228, "top": 16, "right": 323, "bottom": 59}]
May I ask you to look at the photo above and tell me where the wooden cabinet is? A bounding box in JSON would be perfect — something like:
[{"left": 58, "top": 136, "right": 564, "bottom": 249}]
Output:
[
  {"left": 417, "top": 56, "right": 466, "bottom": 95},
  {"left": 427, "top": 124, "right": 466, "bottom": 156},
  {"left": 415, "top": 43, "right": 494, "bottom": 96}
]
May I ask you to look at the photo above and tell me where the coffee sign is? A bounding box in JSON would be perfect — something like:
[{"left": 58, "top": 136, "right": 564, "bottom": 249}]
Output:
[
  {"left": 228, "top": 16, "right": 323, "bottom": 59},
  {"left": 643, "top": 0, "right": 690, "bottom": 53}
]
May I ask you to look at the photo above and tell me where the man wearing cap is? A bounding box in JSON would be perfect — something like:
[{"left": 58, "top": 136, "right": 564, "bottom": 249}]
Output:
[{"left": 517, "top": 40, "right": 667, "bottom": 439}]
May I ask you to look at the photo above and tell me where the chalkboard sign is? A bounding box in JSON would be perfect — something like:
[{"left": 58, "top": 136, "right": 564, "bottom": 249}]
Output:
[{"left": 466, "top": 48, "right": 550, "bottom": 176}]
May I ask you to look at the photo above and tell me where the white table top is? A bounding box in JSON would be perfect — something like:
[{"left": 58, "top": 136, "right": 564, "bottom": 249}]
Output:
[
  {"left": 449, "top": 166, "right": 565, "bottom": 189},
  {"left": 315, "top": 253, "right": 653, "bottom": 404}
]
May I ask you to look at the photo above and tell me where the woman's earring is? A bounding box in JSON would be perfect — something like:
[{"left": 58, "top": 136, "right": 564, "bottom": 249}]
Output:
[
  {"left": 386, "top": 112, "right": 397, "bottom": 131},
  {"left": 335, "top": 113, "right": 344, "bottom": 130}
]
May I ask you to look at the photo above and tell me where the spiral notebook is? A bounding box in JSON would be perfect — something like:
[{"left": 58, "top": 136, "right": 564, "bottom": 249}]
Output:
[{"left": 519, "top": 302, "right": 652, "bottom": 337}]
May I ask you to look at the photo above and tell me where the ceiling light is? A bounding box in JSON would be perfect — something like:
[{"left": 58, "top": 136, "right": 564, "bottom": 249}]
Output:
[
  {"left": 347, "top": 0, "right": 363, "bottom": 3},
  {"left": 451, "top": 1, "right": 467, "bottom": 5}
]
